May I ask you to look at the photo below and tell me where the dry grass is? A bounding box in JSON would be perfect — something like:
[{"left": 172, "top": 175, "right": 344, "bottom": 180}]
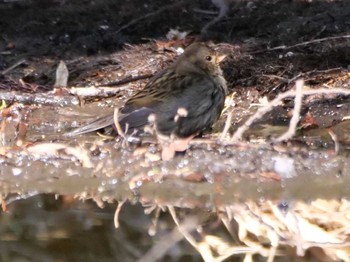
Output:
[{"left": 135, "top": 199, "right": 350, "bottom": 261}]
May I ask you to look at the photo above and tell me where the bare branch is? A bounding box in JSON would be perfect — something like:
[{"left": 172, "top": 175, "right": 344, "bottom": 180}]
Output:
[
  {"left": 114, "top": 199, "right": 126, "bottom": 228},
  {"left": 231, "top": 85, "right": 350, "bottom": 142},
  {"left": 116, "top": 1, "right": 187, "bottom": 35},
  {"left": 327, "top": 129, "right": 339, "bottom": 155},
  {"left": 68, "top": 85, "right": 130, "bottom": 97},
  {"left": 138, "top": 208, "right": 198, "bottom": 262},
  {"left": 220, "top": 110, "right": 233, "bottom": 140},
  {"left": 113, "top": 108, "right": 126, "bottom": 139},
  {"left": 274, "top": 79, "right": 304, "bottom": 142},
  {"left": 101, "top": 74, "right": 153, "bottom": 87},
  {"left": 251, "top": 34, "right": 350, "bottom": 54},
  {"left": 0, "top": 58, "right": 26, "bottom": 75},
  {"left": 0, "top": 91, "right": 79, "bottom": 106}
]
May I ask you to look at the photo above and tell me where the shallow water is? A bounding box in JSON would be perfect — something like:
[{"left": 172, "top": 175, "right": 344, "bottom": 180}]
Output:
[{"left": 1, "top": 97, "right": 350, "bottom": 261}]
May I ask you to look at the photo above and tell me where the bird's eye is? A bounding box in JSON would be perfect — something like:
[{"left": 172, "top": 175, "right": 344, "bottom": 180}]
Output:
[{"left": 205, "top": 56, "right": 212, "bottom": 61}]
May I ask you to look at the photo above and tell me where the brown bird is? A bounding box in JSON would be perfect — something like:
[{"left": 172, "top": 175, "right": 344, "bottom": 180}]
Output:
[{"left": 65, "top": 42, "right": 228, "bottom": 160}]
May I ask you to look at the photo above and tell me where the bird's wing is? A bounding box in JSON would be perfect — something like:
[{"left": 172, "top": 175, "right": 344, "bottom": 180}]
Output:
[
  {"left": 64, "top": 107, "right": 157, "bottom": 137},
  {"left": 118, "top": 107, "right": 155, "bottom": 131},
  {"left": 124, "top": 71, "right": 222, "bottom": 117},
  {"left": 161, "top": 75, "right": 223, "bottom": 115},
  {"left": 154, "top": 75, "right": 226, "bottom": 137},
  {"left": 121, "top": 70, "right": 179, "bottom": 113}
]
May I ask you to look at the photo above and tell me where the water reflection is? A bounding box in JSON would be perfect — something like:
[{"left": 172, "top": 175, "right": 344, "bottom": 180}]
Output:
[
  {"left": 0, "top": 194, "right": 203, "bottom": 262},
  {"left": 2, "top": 191, "right": 350, "bottom": 261}
]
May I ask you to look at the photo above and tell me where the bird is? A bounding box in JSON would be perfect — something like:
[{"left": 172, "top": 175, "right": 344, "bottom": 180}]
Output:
[{"left": 65, "top": 42, "right": 228, "bottom": 160}]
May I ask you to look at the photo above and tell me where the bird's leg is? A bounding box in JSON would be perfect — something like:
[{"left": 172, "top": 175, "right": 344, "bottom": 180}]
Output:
[
  {"left": 160, "top": 107, "right": 195, "bottom": 160},
  {"left": 161, "top": 142, "right": 176, "bottom": 161},
  {"left": 146, "top": 113, "right": 175, "bottom": 160}
]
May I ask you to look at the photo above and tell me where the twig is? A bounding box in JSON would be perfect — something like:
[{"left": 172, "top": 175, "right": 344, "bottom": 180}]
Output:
[
  {"left": 0, "top": 58, "right": 26, "bottom": 75},
  {"left": 261, "top": 74, "right": 288, "bottom": 81},
  {"left": 265, "top": 68, "right": 343, "bottom": 95},
  {"left": 114, "top": 108, "right": 124, "bottom": 136},
  {"left": 147, "top": 206, "right": 161, "bottom": 236},
  {"left": 115, "top": 1, "right": 187, "bottom": 34},
  {"left": 68, "top": 85, "right": 130, "bottom": 97},
  {"left": 26, "top": 143, "right": 93, "bottom": 168},
  {"left": 201, "top": 0, "right": 230, "bottom": 34},
  {"left": 100, "top": 74, "right": 153, "bottom": 87},
  {"left": 220, "top": 110, "right": 233, "bottom": 140},
  {"left": 113, "top": 108, "right": 128, "bottom": 145},
  {"left": 0, "top": 91, "right": 79, "bottom": 106},
  {"left": 327, "top": 129, "right": 339, "bottom": 155},
  {"left": 251, "top": 34, "right": 350, "bottom": 54},
  {"left": 231, "top": 85, "right": 350, "bottom": 142},
  {"left": 274, "top": 79, "right": 304, "bottom": 142},
  {"left": 168, "top": 206, "right": 202, "bottom": 255},
  {"left": 267, "top": 239, "right": 278, "bottom": 262},
  {"left": 265, "top": 73, "right": 302, "bottom": 95},
  {"left": 0, "top": 115, "right": 6, "bottom": 147},
  {"left": 138, "top": 211, "right": 198, "bottom": 262},
  {"left": 193, "top": 8, "right": 218, "bottom": 15},
  {"left": 114, "top": 199, "right": 126, "bottom": 228}
]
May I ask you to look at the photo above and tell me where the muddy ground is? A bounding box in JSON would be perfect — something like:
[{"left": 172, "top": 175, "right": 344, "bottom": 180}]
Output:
[{"left": 1, "top": 0, "right": 350, "bottom": 261}]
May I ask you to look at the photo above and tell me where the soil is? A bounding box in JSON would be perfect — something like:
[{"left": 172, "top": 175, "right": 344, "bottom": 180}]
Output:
[{"left": 1, "top": 0, "right": 350, "bottom": 261}]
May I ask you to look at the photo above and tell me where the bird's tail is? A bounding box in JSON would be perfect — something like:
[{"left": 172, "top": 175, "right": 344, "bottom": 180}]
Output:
[
  {"left": 64, "top": 107, "right": 155, "bottom": 137},
  {"left": 63, "top": 114, "right": 115, "bottom": 137}
]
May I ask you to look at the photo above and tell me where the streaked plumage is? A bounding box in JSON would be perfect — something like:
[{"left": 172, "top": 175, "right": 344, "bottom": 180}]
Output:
[{"left": 65, "top": 42, "right": 228, "bottom": 159}]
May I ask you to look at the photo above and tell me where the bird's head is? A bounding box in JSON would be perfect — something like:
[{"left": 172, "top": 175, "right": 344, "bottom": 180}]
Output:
[{"left": 174, "top": 42, "right": 226, "bottom": 76}]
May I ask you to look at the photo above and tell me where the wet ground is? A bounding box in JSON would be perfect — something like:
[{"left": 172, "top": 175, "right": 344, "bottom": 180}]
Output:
[{"left": 1, "top": 0, "right": 350, "bottom": 261}]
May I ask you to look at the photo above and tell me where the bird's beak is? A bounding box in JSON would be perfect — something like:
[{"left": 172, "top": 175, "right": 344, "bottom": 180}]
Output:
[{"left": 216, "top": 54, "right": 227, "bottom": 63}]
